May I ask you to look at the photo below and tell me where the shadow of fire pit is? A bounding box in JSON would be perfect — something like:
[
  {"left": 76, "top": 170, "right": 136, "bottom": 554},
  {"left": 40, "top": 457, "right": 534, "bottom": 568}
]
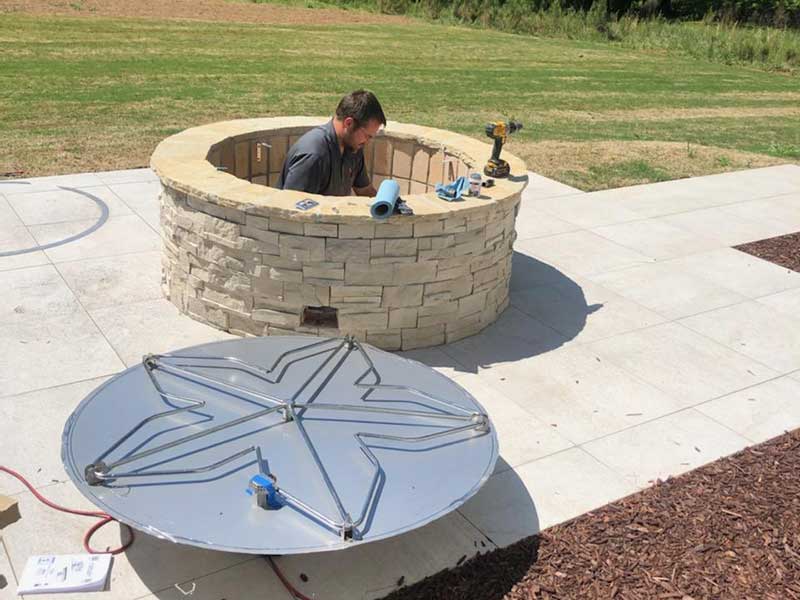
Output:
[{"left": 401, "top": 252, "right": 600, "bottom": 374}]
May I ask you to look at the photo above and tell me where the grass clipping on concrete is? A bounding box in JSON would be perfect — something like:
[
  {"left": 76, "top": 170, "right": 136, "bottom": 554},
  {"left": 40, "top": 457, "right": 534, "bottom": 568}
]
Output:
[
  {"left": 0, "top": 5, "right": 798, "bottom": 190},
  {"left": 384, "top": 428, "right": 800, "bottom": 599}
]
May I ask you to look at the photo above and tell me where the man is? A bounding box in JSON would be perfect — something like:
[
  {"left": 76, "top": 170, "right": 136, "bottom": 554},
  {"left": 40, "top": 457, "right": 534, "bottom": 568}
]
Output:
[{"left": 278, "top": 90, "right": 385, "bottom": 197}]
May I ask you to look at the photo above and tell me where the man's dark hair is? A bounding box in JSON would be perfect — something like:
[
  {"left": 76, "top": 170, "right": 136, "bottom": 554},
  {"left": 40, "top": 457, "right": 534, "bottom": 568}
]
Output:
[{"left": 335, "top": 90, "right": 386, "bottom": 127}]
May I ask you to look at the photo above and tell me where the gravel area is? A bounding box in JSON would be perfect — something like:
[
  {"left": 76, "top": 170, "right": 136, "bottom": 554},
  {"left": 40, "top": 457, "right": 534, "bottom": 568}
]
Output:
[
  {"left": 382, "top": 428, "right": 800, "bottom": 599},
  {"left": 736, "top": 232, "right": 800, "bottom": 273}
]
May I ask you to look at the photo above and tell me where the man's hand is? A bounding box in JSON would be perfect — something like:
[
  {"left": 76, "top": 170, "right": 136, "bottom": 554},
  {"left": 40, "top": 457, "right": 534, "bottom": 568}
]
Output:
[{"left": 353, "top": 184, "right": 377, "bottom": 197}]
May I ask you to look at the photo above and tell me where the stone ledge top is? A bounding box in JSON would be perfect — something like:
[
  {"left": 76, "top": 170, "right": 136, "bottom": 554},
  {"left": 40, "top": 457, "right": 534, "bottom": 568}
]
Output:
[{"left": 150, "top": 117, "right": 528, "bottom": 222}]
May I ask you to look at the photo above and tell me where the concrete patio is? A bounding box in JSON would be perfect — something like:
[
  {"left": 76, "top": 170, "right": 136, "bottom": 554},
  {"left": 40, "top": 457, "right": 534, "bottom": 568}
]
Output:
[{"left": 2, "top": 164, "right": 800, "bottom": 599}]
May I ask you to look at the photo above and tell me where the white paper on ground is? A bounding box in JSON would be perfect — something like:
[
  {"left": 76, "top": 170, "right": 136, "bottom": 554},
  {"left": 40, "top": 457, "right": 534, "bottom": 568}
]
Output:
[{"left": 16, "top": 553, "right": 112, "bottom": 595}]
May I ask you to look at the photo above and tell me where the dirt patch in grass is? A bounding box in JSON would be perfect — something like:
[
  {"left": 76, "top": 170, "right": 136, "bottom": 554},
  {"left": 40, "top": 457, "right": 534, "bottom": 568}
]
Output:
[
  {"left": 515, "top": 140, "right": 786, "bottom": 190},
  {"left": 542, "top": 106, "right": 800, "bottom": 123},
  {"left": 0, "top": 0, "right": 408, "bottom": 25},
  {"left": 382, "top": 427, "right": 800, "bottom": 599},
  {"left": 736, "top": 232, "right": 800, "bottom": 273}
]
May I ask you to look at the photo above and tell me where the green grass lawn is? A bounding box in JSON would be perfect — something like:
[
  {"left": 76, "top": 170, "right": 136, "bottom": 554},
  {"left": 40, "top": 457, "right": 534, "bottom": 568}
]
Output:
[{"left": 1, "top": 12, "right": 798, "bottom": 189}]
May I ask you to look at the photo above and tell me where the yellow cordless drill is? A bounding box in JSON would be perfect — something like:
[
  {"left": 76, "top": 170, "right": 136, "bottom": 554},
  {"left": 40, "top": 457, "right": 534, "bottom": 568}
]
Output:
[{"left": 484, "top": 120, "right": 523, "bottom": 178}]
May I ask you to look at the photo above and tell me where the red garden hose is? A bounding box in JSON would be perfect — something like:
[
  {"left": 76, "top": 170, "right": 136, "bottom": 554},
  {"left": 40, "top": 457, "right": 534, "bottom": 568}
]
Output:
[{"left": 0, "top": 465, "right": 133, "bottom": 555}]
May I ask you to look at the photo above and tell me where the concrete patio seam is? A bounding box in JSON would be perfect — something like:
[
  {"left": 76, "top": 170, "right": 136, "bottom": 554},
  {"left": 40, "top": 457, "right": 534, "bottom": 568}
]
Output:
[
  {"left": 673, "top": 318, "right": 795, "bottom": 376},
  {"left": 106, "top": 184, "right": 160, "bottom": 235},
  {"left": 0, "top": 374, "right": 110, "bottom": 402},
  {"left": 134, "top": 556, "right": 265, "bottom": 600},
  {"left": 50, "top": 264, "right": 130, "bottom": 377}
]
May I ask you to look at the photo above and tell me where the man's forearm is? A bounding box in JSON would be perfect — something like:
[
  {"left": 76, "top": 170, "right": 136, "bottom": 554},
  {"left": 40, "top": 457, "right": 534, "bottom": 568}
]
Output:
[{"left": 354, "top": 184, "right": 377, "bottom": 197}]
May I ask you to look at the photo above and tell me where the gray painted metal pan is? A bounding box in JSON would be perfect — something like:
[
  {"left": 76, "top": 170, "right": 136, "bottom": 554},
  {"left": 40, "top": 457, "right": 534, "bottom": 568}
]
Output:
[{"left": 62, "top": 335, "right": 498, "bottom": 555}]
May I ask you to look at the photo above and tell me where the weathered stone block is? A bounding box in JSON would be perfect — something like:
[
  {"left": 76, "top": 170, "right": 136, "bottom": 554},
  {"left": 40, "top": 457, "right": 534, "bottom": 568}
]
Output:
[
  {"left": 339, "top": 223, "right": 375, "bottom": 239},
  {"left": 458, "top": 290, "right": 488, "bottom": 316},
  {"left": 326, "top": 239, "right": 371, "bottom": 263},
  {"left": 385, "top": 239, "right": 417, "bottom": 257},
  {"left": 346, "top": 264, "right": 395, "bottom": 285},
  {"left": 279, "top": 234, "right": 325, "bottom": 262},
  {"left": 269, "top": 217, "right": 304, "bottom": 235},
  {"left": 338, "top": 310, "right": 389, "bottom": 331},
  {"left": 393, "top": 262, "right": 437, "bottom": 285},
  {"left": 388, "top": 307, "right": 418, "bottom": 329},
  {"left": 382, "top": 285, "right": 423, "bottom": 308},
  {"left": 331, "top": 285, "right": 382, "bottom": 299},
  {"left": 304, "top": 223, "right": 338, "bottom": 237},
  {"left": 370, "top": 256, "right": 417, "bottom": 265},
  {"left": 418, "top": 301, "right": 458, "bottom": 317},
  {"left": 366, "top": 331, "right": 402, "bottom": 351},
  {"left": 252, "top": 308, "right": 300, "bottom": 328},
  {"left": 267, "top": 267, "right": 304, "bottom": 283},
  {"left": 401, "top": 325, "right": 444, "bottom": 350},
  {"left": 375, "top": 222, "right": 413, "bottom": 238},
  {"left": 302, "top": 262, "right": 344, "bottom": 279},
  {"left": 241, "top": 226, "right": 279, "bottom": 245},
  {"left": 414, "top": 220, "right": 444, "bottom": 237}
]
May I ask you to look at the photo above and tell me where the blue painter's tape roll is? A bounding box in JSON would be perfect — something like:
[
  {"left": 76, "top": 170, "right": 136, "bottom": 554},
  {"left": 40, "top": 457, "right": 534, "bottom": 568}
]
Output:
[{"left": 370, "top": 179, "right": 401, "bottom": 220}]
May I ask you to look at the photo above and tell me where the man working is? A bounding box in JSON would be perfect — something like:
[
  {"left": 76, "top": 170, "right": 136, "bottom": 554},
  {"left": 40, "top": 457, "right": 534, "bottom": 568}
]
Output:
[{"left": 278, "top": 90, "right": 386, "bottom": 197}]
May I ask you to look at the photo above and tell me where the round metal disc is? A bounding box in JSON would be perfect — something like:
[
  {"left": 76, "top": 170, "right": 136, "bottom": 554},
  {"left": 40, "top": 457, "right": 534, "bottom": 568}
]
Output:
[{"left": 62, "top": 336, "right": 498, "bottom": 554}]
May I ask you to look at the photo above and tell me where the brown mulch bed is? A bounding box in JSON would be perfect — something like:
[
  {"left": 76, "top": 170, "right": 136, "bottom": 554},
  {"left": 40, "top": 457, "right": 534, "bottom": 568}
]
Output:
[
  {"left": 383, "top": 428, "right": 800, "bottom": 599},
  {"left": 735, "top": 232, "right": 800, "bottom": 273},
  {"left": 1, "top": 0, "right": 409, "bottom": 26}
]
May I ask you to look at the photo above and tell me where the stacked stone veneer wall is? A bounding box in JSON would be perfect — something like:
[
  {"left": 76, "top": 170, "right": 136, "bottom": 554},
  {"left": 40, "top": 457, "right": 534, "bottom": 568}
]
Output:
[{"left": 152, "top": 117, "right": 528, "bottom": 351}]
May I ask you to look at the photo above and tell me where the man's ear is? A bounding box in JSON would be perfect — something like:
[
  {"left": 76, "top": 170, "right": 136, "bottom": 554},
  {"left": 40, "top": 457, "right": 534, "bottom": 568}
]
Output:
[{"left": 343, "top": 116, "right": 355, "bottom": 131}]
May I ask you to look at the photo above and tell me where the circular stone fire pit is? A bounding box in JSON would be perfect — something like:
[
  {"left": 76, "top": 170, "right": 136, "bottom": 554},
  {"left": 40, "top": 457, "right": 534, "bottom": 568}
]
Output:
[{"left": 150, "top": 117, "right": 528, "bottom": 351}]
